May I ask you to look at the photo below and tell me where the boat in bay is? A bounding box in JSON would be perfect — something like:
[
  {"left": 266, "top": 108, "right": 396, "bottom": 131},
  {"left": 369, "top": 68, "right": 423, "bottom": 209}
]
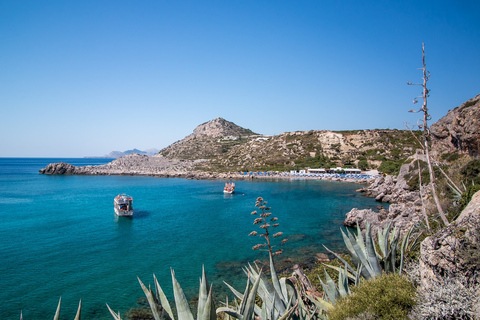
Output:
[
  {"left": 114, "top": 194, "right": 133, "bottom": 217},
  {"left": 223, "top": 182, "right": 235, "bottom": 194}
]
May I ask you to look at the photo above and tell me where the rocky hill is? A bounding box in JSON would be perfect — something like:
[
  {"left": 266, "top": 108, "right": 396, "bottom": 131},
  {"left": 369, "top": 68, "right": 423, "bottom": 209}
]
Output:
[
  {"left": 158, "top": 117, "right": 422, "bottom": 173},
  {"left": 431, "top": 93, "right": 480, "bottom": 158},
  {"left": 158, "top": 117, "right": 258, "bottom": 160}
]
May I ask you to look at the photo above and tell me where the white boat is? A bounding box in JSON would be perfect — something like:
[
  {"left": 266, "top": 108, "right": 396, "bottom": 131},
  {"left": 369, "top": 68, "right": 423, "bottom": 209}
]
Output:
[
  {"left": 114, "top": 194, "right": 133, "bottom": 217},
  {"left": 223, "top": 182, "right": 235, "bottom": 194}
]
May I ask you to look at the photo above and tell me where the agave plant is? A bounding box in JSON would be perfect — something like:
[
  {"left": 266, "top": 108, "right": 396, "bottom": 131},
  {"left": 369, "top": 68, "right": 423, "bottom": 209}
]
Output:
[
  {"left": 107, "top": 266, "right": 215, "bottom": 320},
  {"left": 323, "top": 221, "right": 414, "bottom": 280},
  {"left": 217, "top": 250, "right": 328, "bottom": 320}
]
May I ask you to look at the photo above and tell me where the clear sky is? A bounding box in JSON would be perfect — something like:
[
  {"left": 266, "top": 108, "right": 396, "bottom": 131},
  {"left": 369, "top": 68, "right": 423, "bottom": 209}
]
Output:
[{"left": 1, "top": 1, "right": 479, "bottom": 157}]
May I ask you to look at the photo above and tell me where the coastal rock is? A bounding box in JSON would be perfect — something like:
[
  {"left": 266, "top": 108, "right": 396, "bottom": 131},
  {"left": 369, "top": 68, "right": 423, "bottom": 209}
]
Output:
[
  {"left": 39, "top": 162, "right": 76, "bottom": 175},
  {"left": 344, "top": 208, "right": 382, "bottom": 229},
  {"left": 345, "top": 159, "right": 424, "bottom": 234},
  {"left": 420, "top": 190, "right": 480, "bottom": 287},
  {"left": 39, "top": 153, "right": 249, "bottom": 181}
]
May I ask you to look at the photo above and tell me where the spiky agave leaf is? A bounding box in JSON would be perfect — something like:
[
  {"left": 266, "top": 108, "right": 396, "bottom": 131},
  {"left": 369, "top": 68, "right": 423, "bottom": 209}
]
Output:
[
  {"left": 318, "top": 271, "right": 339, "bottom": 304},
  {"left": 216, "top": 270, "right": 262, "bottom": 320},
  {"left": 171, "top": 269, "right": 195, "bottom": 320},
  {"left": 399, "top": 226, "right": 414, "bottom": 274},
  {"left": 73, "top": 300, "right": 81, "bottom": 320},
  {"left": 197, "top": 266, "right": 209, "bottom": 320},
  {"left": 53, "top": 297, "right": 61, "bottom": 320},
  {"left": 138, "top": 277, "right": 163, "bottom": 320},
  {"left": 244, "top": 263, "right": 286, "bottom": 315},
  {"left": 198, "top": 284, "right": 216, "bottom": 320},
  {"left": 153, "top": 274, "right": 174, "bottom": 320},
  {"left": 106, "top": 304, "right": 122, "bottom": 320},
  {"left": 365, "top": 222, "right": 382, "bottom": 277}
]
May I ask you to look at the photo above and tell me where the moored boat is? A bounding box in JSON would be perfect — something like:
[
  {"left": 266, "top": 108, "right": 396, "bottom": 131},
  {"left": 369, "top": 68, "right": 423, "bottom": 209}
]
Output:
[
  {"left": 223, "top": 182, "right": 235, "bottom": 194},
  {"left": 114, "top": 194, "right": 133, "bottom": 217}
]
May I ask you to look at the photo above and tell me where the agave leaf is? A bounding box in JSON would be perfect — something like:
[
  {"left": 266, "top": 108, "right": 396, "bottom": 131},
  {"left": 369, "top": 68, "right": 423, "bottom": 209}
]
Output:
[
  {"left": 317, "top": 271, "right": 338, "bottom": 304},
  {"left": 216, "top": 307, "right": 244, "bottom": 320},
  {"left": 365, "top": 222, "right": 382, "bottom": 277},
  {"left": 53, "top": 297, "right": 61, "bottom": 320},
  {"left": 74, "top": 300, "right": 81, "bottom": 320},
  {"left": 243, "top": 270, "right": 262, "bottom": 320},
  {"left": 277, "top": 301, "right": 298, "bottom": 320},
  {"left": 153, "top": 274, "right": 174, "bottom": 320},
  {"left": 355, "top": 224, "right": 367, "bottom": 256},
  {"left": 238, "top": 274, "right": 251, "bottom": 315},
  {"left": 306, "top": 295, "right": 333, "bottom": 313},
  {"left": 399, "top": 226, "right": 413, "bottom": 274},
  {"left": 269, "top": 251, "right": 286, "bottom": 302},
  {"left": 171, "top": 269, "right": 195, "bottom": 320},
  {"left": 106, "top": 304, "right": 122, "bottom": 320},
  {"left": 322, "top": 245, "right": 357, "bottom": 276},
  {"left": 378, "top": 222, "right": 392, "bottom": 258},
  {"left": 337, "top": 267, "right": 349, "bottom": 297},
  {"left": 340, "top": 228, "right": 356, "bottom": 257},
  {"left": 223, "top": 281, "right": 245, "bottom": 301},
  {"left": 197, "top": 266, "right": 209, "bottom": 320},
  {"left": 245, "top": 264, "right": 286, "bottom": 315},
  {"left": 355, "top": 264, "right": 362, "bottom": 286},
  {"left": 138, "top": 277, "right": 163, "bottom": 320},
  {"left": 199, "top": 284, "right": 216, "bottom": 320},
  {"left": 322, "top": 264, "right": 356, "bottom": 282},
  {"left": 345, "top": 229, "right": 375, "bottom": 278}
]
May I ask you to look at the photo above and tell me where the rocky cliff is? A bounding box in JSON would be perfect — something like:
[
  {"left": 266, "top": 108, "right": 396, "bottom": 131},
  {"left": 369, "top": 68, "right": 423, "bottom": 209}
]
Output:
[{"left": 431, "top": 93, "right": 480, "bottom": 158}]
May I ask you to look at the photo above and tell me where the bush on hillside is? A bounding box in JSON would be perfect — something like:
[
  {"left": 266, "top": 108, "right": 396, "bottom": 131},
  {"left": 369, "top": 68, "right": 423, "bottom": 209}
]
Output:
[
  {"left": 461, "top": 159, "right": 480, "bottom": 185},
  {"left": 378, "top": 159, "right": 404, "bottom": 175},
  {"left": 327, "top": 273, "right": 416, "bottom": 320}
]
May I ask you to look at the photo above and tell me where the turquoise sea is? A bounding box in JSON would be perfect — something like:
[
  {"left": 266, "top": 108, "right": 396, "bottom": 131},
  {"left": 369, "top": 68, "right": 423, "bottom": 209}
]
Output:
[{"left": 0, "top": 158, "right": 384, "bottom": 319}]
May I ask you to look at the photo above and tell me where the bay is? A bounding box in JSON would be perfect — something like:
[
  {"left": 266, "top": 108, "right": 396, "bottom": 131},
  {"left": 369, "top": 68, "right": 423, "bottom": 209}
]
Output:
[{"left": 0, "top": 158, "right": 383, "bottom": 319}]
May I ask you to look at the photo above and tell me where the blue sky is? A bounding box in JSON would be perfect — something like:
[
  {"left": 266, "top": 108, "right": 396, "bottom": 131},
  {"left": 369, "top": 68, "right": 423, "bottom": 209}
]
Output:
[{"left": 1, "top": 1, "right": 479, "bottom": 157}]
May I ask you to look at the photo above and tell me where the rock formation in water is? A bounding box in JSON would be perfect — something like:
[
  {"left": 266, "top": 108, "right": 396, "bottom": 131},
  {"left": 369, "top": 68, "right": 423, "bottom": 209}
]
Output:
[{"left": 39, "top": 153, "right": 238, "bottom": 180}]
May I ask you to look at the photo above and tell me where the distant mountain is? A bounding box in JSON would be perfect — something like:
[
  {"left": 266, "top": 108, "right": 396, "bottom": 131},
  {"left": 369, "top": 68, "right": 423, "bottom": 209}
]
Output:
[
  {"left": 158, "top": 117, "right": 259, "bottom": 160},
  {"left": 87, "top": 148, "right": 159, "bottom": 158}
]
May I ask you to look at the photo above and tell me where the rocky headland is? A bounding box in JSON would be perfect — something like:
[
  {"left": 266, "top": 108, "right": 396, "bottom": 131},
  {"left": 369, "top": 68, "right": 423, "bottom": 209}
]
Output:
[
  {"left": 39, "top": 153, "right": 241, "bottom": 180},
  {"left": 344, "top": 93, "right": 480, "bottom": 235}
]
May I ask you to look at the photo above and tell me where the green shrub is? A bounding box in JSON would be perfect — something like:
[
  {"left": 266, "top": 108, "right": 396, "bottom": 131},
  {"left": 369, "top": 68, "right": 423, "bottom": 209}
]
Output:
[
  {"left": 461, "top": 159, "right": 480, "bottom": 185},
  {"left": 358, "top": 159, "right": 369, "bottom": 171},
  {"left": 327, "top": 273, "right": 416, "bottom": 320},
  {"left": 458, "top": 184, "right": 480, "bottom": 211},
  {"left": 378, "top": 159, "right": 404, "bottom": 175}
]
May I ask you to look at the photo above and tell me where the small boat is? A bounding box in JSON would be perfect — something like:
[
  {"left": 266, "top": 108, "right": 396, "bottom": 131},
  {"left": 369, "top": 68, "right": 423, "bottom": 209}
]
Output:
[
  {"left": 224, "top": 182, "right": 235, "bottom": 194},
  {"left": 114, "top": 194, "right": 133, "bottom": 217}
]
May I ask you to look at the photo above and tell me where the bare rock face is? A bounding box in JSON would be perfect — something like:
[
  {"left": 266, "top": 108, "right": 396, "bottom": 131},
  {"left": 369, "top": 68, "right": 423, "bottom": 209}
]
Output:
[
  {"left": 431, "top": 93, "right": 480, "bottom": 158},
  {"left": 420, "top": 190, "right": 480, "bottom": 287},
  {"left": 39, "top": 162, "right": 76, "bottom": 174}
]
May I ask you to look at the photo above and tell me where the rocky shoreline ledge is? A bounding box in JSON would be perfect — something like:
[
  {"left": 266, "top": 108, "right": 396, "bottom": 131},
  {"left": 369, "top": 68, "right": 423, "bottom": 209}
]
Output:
[
  {"left": 39, "top": 153, "right": 378, "bottom": 184},
  {"left": 39, "top": 154, "right": 244, "bottom": 180},
  {"left": 344, "top": 155, "right": 427, "bottom": 235}
]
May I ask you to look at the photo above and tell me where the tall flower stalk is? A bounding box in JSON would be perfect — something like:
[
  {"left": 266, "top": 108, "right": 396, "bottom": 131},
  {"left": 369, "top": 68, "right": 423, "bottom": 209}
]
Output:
[{"left": 249, "top": 197, "right": 288, "bottom": 257}]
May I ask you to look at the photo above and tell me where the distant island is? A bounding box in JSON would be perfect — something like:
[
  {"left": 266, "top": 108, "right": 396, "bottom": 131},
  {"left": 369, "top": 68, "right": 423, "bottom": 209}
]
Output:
[{"left": 85, "top": 148, "right": 159, "bottom": 159}]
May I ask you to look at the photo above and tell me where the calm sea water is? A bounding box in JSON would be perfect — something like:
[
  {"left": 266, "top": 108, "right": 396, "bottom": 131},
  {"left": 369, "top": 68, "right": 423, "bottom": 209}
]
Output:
[{"left": 0, "top": 158, "right": 383, "bottom": 319}]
